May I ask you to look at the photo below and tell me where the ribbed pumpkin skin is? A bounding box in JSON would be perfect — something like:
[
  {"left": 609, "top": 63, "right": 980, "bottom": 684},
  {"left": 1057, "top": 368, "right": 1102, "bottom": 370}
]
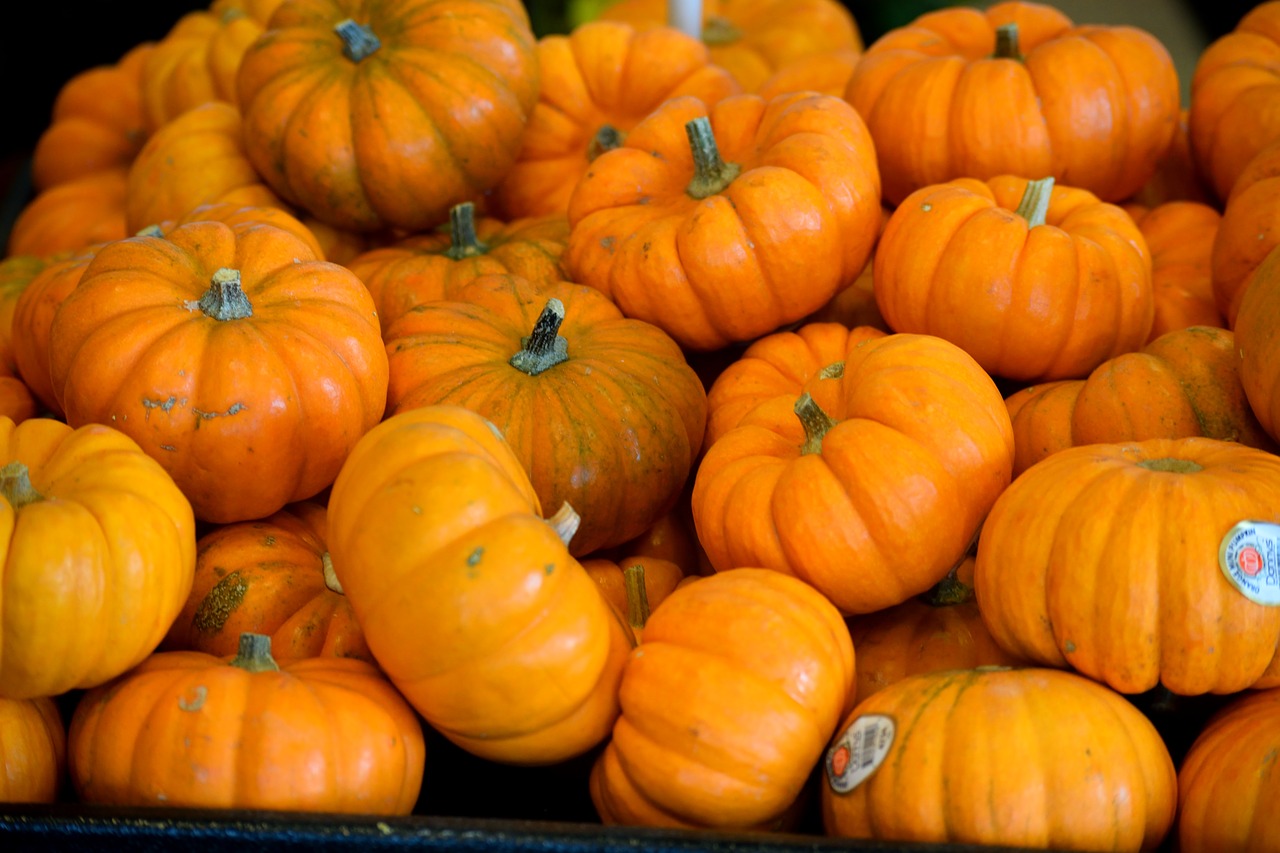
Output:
[
  {"left": 1124, "top": 201, "right": 1223, "bottom": 341},
  {"left": 326, "top": 405, "right": 633, "bottom": 765},
  {"left": 1212, "top": 138, "right": 1280, "bottom": 327},
  {"left": 1176, "top": 688, "right": 1280, "bottom": 853},
  {"left": 0, "top": 697, "right": 65, "bottom": 803},
  {"left": 847, "top": 1, "right": 1180, "bottom": 206},
  {"left": 821, "top": 667, "right": 1177, "bottom": 852},
  {"left": 0, "top": 417, "right": 196, "bottom": 700},
  {"left": 384, "top": 275, "right": 707, "bottom": 557},
  {"left": 236, "top": 0, "right": 539, "bottom": 233},
  {"left": 590, "top": 568, "right": 855, "bottom": 829},
  {"left": 874, "top": 175, "right": 1153, "bottom": 382},
  {"left": 5, "top": 170, "right": 128, "bottom": 259},
  {"left": 976, "top": 437, "right": 1280, "bottom": 696},
  {"left": 1235, "top": 242, "right": 1280, "bottom": 445},
  {"left": 68, "top": 647, "right": 424, "bottom": 813}
]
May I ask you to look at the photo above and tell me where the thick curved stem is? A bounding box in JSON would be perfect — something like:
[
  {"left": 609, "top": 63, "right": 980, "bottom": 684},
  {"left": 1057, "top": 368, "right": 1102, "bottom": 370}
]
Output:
[
  {"left": 510, "top": 299, "right": 569, "bottom": 375},
  {"left": 229, "top": 633, "right": 280, "bottom": 673},
  {"left": 322, "top": 553, "right": 345, "bottom": 595},
  {"left": 546, "top": 502, "right": 581, "bottom": 548},
  {"left": 0, "top": 461, "right": 43, "bottom": 509},
  {"left": 444, "top": 202, "right": 488, "bottom": 260},
  {"left": 623, "top": 563, "right": 651, "bottom": 634},
  {"left": 685, "top": 117, "right": 740, "bottom": 200},
  {"left": 923, "top": 560, "right": 975, "bottom": 607},
  {"left": 189, "top": 268, "right": 253, "bottom": 321},
  {"left": 1015, "top": 177, "right": 1055, "bottom": 229},
  {"left": 335, "top": 19, "right": 381, "bottom": 62},
  {"left": 795, "top": 392, "right": 838, "bottom": 456}
]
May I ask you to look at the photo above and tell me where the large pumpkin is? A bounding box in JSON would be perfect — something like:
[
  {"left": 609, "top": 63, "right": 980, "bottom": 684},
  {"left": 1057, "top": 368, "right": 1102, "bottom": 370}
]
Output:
[
  {"left": 326, "top": 404, "right": 633, "bottom": 765},
  {"left": 236, "top": 0, "right": 540, "bottom": 232}
]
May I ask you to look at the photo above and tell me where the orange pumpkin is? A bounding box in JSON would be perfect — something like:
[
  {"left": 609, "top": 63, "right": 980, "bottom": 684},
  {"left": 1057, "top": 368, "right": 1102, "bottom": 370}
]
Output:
[
  {"left": 693, "top": 333, "right": 1014, "bottom": 615},
  {"left": 875, "top": 175, "right": 1153, "bottom": 382},
  {"left": 47, "top": 217, "right": 388, "bottom": 524},
  {"left": 590, "top": 568, "right": 855, "bottom": 829},
  {"left": 0, "top": 416, "right": 196, "bottom": 700},
  {"left": 1122, "top": 201, "right": 1223, "bottom": 341},
  {"left": 0, "top": 697, "right": 65, "bottom": 804},
  {"left": 847, "top": 1, "right": 1180, "bottom": 205},
  {"left": 756, "top": 47, "right": 860, "bottom": 101},
  {"left": 582, "top": 556, "right": 685, "bottom": 641},
  {"left": 491, "top": 20, "right": 740, "bottom": 220},
  {"left": 0, "top": 256, "right": 52, "bottom": 378},
  {"left": 821, "top": 667, "right": 1177, "bottom": 851},
  {"left": 164, "top": 501, "right": 372, "bottom": 664},
  {"left": 1127, "top": 108, "right": 1214, "bottom": 209},
  {"left": 68, "top": 633, "right": 424, "bottom": 813},
  {"left": 5, "top": 170, "right": 128, "bottom": 259},
  {"left": 976, "top": 437, "right": 1280, "bottom": 696},
  {"left": 564, "top": 92, "right": 882, "bottom": 351},
  {"left": 1237, "top": 242, "right": 1280, "bottom": 445},
  {"left": 1211, "top": 138, "right": 1280, "bottom": 327},
  {"left": 236, "top": 0, "right": 539, "bottom": 232},
  {"left": 326, "top": 405, "right": 633, "bottom": 765}
]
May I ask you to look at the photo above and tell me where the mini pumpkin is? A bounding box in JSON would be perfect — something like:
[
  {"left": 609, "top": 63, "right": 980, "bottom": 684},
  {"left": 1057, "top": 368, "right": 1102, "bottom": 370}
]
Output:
[
  {"left": 5, "top": 170, "right": 128, "bottom": 259},
  {"left": 0, "top": 697, "right": 65, "bottom": 804}
]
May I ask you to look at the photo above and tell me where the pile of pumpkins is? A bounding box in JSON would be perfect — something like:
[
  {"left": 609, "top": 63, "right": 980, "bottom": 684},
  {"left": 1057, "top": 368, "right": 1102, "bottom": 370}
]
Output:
[{"left": 2, "top": 0, "right": 1280, "bottom": 850}]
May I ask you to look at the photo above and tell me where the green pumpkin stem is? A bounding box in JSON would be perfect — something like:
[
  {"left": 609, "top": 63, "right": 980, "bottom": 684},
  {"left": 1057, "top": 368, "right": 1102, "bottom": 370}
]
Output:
[
  {"left": 229, "top": 633, "right": 280, "bottom": 673},
  {"left": 322, "top": 552, "right": 345, "bottom": 595},
  {"left": 993, "top": 23, "right": 1022, "bottom": 60},
  {"left": 443, "top": 202, "right": 488, "bottom": 260},
  {"left": 818, "top": 362, "right": 845, "bottom": 380},
  {"left": 135, "top": 225, "right": 164, "bottom": 238},
  {"left": 923, "top": 560, "right": 975, "bottom": 607},
  {"left": 0, "top": 462, "right": 43, "bottom": 509},
  {"left": 190, "top": 268, "right": 253, "bottom": 321},
  {"left": 1014, "top": 177, "right": 1055, "bottom": 229},
  {"left": 546, "top": 502, "right": 581, "bottom": 548},
  {"left": 587, "top": 124, "right": 625, "bottom": 162},
  {"left": 335, "top": 18, "right": 381, "bottom": 62},
  {"left": 510, "top": 299, "right": 569, "bottom": 376},
  {"left": 623, "top": 563, "right": 651, "bottom": 633},
  {"left": 1138, "top": 457, "right": 1204, "bottom": 474},
  {"left": 685, "top": 117, "right": 740, "bottom": 199},
  {"left": 795, "top": 392, "right": 838, "bottom": 456},
  {"left": 702, "top": 16, "right": 743, "bottom": 45}
]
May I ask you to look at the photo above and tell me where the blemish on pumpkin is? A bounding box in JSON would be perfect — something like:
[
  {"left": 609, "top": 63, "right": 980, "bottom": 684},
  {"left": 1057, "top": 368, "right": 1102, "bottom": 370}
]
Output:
[
  {"left": 601, "top": 236, "right": 616, "bottom": 253},
  {"left": 263, "top": 535, "right": 275, "bottom": 547},
  {"left": 141, "top": 395, "right": 180, "bottom": 421},
  {"left": 193, "top": 571, "right": 248, "bottom": 633},
  {"left": 545, "top": 563, "right": 555, "bottom": 575},
  {"left": 411, "top": 505, "right": 422, "bottom": 514},
  {"left": 193, "top": 402, "right": 247, "bottom": 425},
  {"left": 159, "top": 444, "right": 177, "bottom": 451},
  {"left": 467, "top": 548, "right": 484, "bottom": 565},
  {"left": 921, "top": 203, "right": 932, "bottom": 212},
  {"left": 178, "top": 685, "right": 208, "bottom": 712},
  {"left": 1064, "top": 640, "right": 1077, "bottom": 653}
]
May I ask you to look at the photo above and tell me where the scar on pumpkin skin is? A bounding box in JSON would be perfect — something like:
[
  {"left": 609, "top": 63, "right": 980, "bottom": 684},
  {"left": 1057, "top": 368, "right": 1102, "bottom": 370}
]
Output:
[{"left": 178, "top": 685, "right": 208, "bottom": 712}]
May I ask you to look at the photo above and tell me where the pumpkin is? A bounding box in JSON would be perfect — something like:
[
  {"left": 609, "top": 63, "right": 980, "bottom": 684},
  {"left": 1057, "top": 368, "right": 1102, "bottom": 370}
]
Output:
[
  {"left": 1127, "top": 108, "right": 1214, "bottom": 209},
  {"left": 692, "top": 333, "right": 1014, "bottom": 615},
  {"left": 564, "top": 91, "right": 882, "bottom": 351},
  {"left": 1004, "top": 325, "right": 1276, "bottom": 476},
  {"left": 874, "top": 175, "right": 1154, "bottom": 382},
  {"left": 0, "top": 256, "right": 53, "bottom": 378},
  {"left": 1121, "top": 200, "right": 1223, "bottom": 341},
  {"left": 383, "top": 274, "right": 707, "bottom": 557},
  {"left": 1236, "top": 242, "right": 1280, "bottom": 445},
  {"left": 821, "top": 667, "right": 1177, "bottom": 851},
  {"left": 31, "top": 42, "right": 153, "bottom": 192},
  {"left": 210, "top": 0, "right": 285, "bottom": 26},
  {"left": 1211, "top": 138, "right": 1280, "bottom": 327},
  {"left": 491, "top": 20, "right": 740, "bottom": 220},
  {"left": 582, "top": 556, "right": 685, "bottom": 641},
  {"left": 590, "top": 568, "right": 855, "bottom": 829},
  {"left": 844, "top": 556, "right": 1026, "bottom": 708},
  {"left": 0, "top": 697, "right": 65, "bottom": 804},
  {"left": 975, "top": 437, "right": 1280, "bottom": 696},
  {"left": 164, "top": 501, "right": 372, "bottom": 664},
  {"left": 803, "top": 206, "right": 891, "bottom": 332},
  {"left": 5, "top": 170, "right": 128, "bottom": 259},
  {"left": 46, "top": 216, "right": 388, "bottom": 524},
  {"left": 0, "top": 416, "right": 196, "bottom": 700},
  {"left": 325, "top": 404, "right": 633, "bottom": 765},
  {"left": 345, "top": 202, "right": 568, "bottom": 335},
  {"left": 756, "top": 47, "right": 860, "bottom": 101},
  {"left": 599, "top": 0, "right": 862, "bottom": 94},
  {"left": 236, "top": 0, "right": 540, "bottom": 233},
  {"left": 847, "top": 1, "right": 1181, "bottom": 206},
  {"left": 1189, "top": 1, "right": 1280, "bottom": 203},
  {"left": 1176, "top": 687, "right": 1280, "bottom": 852},
  {"left": 68, "top": 633, "right": 423, "bottom": 813}
]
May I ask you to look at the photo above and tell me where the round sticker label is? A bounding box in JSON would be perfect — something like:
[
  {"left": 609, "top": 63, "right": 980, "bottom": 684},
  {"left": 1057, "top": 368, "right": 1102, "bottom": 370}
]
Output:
[
  {"left": 825, "top": 714, "right": 894, "bottom": 795},
  {"left": 1219, "top": 521, "right": 1280, "bottom": 607}
]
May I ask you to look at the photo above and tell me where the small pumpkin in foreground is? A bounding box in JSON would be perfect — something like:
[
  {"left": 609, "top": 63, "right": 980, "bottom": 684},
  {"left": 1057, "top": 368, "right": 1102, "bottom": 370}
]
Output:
[{"left": 0, "top": 697, "right": 65, "bottom": 804}]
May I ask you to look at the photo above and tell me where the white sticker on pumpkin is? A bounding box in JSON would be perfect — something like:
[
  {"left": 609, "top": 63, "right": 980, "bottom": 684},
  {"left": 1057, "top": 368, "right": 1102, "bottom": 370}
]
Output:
[
  {"left": 825, "top": 713, "right": 895, "bottom": 794},
  {"left": 1219, "top": 520, "right": 1280, "bottom": 607}
]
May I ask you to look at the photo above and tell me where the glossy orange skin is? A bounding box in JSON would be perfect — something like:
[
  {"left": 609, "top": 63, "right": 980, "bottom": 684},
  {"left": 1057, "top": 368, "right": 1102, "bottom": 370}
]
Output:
[
  {"left": 1176, "top": 688, "right": 1280, "bottom": 852},
  {"left": 756, "top": 48, "right": 860, "bottom": 101},
  {"left": 346, "top": 212, "right": 568, "bottom": 334},
  {"left": 0, "top": 256, "right": 51, "bottom": 378},
  {"left": 236, "top": 0, "right": 539, "bottom": 233},
  {"left": 0, "top": 697, "right": 65, "bottom": 803},
  {"left": 1122, "top": 201, "right": 1223, "bottom": 341},
  {"left": 1211, "top": 139, "right": 1280, "bottom": 327},
  {"left": 31, "top": 42, "right": 153, "bottom": 191},
  {"left": 68, "top": 646, "right": 424, "bottom": 813},
  {"left": 1004, "top": 325, "right": 1275, "bottom": 476},
  {"left": 1237, "top": 242, "right": 1280, "bottom": 445},
  {"left": 875, "top": 175, "right": 1154, "bottom": 382},
  {"left": 848, "top": 2, "right": 1180, "bottom": 206},
  {"left": 703, "top": 322, "right": 886, "bottom": 452},
  {"left": 1189, "top": 1, "right": 1280, "bottom": 203},
  {"left": 976, "top": 437, "right": 1280, "bottom": 696},
  {"left": 821, "top": 667, "right": 1177, "bottom": 852},
  {"left": 599, "top": 0, "right": 862, "bottom": 94},
  {"left": 492, "top": 21, "right": 740, "bottom": 220},
  {"left": 6, "top": 170, "right": 128, "bottom": 259},
  {"left": 326, "top": 405, "right": 634, "bottom": 765},
  {"left": 564, "top": 92, "right": 882, "bottom": 351},
  {"left": 693, "top": 333, "right": 1014, "bottom": 615},
  {"left": 47, "top": 219, "right": 388, "bottom": 524},
  {"left": 1127, "top": 109, "right": 1214, "bottom": 209},
  {"left": 0, "top": 417, "right": 197, "bottom": 700},
  {"left": 165, "top": 502, "right": 372, "bottom": 664},
  {"left": 590, "top": 568, "right": 855, "bottom": 829},
  {"left": 385, "top": 275, "right": 706, "bottom": 557}
]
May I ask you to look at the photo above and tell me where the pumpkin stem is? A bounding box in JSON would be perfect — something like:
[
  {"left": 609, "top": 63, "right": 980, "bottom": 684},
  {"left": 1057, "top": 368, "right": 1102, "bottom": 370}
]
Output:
[
  {"left": 510, "top": 299, "right": 569, "bottom": 376},
  {"left": 0, "top": 461, "right": 43, "bottom": 509},
  {"left": 795, "top": 392, "right": 837, "bottom": 456},
  {"left": 587, "top": 124, "right": 625, "bottom": 162},
  {"left": 623, "top": 563, "right": 651, "bottom": 633},
  {"left": 443, "top": 202, "right": 488, "bottom": 260},
  {"left": 229, "top": 633, "right": 280, "bottom": 673},
  {"left": 993, "top": 23, "right": 1022, "bottom": 61},
  {"left": 685, "top": 117, "right": 740, "bottom": 200},
  {"left": 546, "top": 502, "right": 581, "bottom": 547},
  {"left": 923, "top": 560, "right": 974, "bottom": 607},
  {"left": 135, "top": 225, "right": 164, "bottom": 238},
  {"left": 188, "top": 268, "right": 253, "bottom": 321},
  {"left": 322, "top": 552, "right": 345, "bottom": 595},
  {"left": 1138, "top": 457, "right": 1204, "bottom": 474},
  {"left": 1014, "top": 177, "right": 1054, "bottom": 229},
  {"left": 702, "top": 16, "right": 742, "bottom": 45},
  {"left": 335, "top": 19, "right": 381, "bottom": 62},
  {"left": 818, "top": 362, "right": 845, "bottom": 380}
]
